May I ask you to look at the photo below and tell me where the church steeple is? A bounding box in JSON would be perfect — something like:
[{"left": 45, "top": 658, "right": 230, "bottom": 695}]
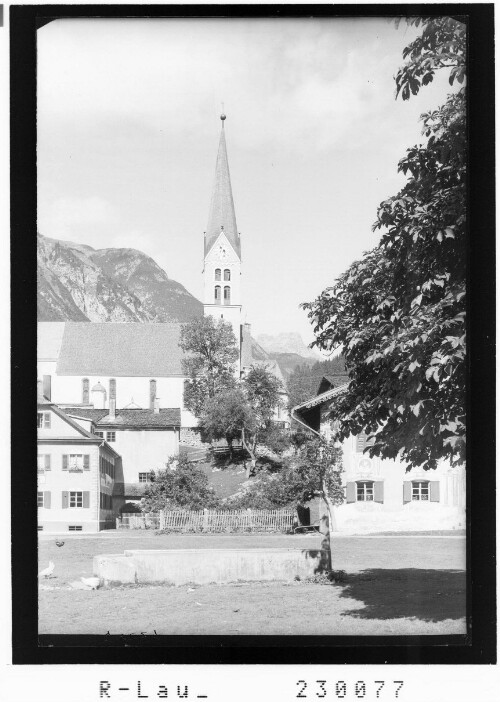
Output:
[{"left": 205, "top": 114, "right": 241, "bottom": 258}]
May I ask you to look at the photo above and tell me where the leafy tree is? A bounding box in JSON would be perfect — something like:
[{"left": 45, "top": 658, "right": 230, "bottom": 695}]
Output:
[
  {"left": 230, "top": 436, "right": 344, "bottom": 570},
  {"left": 199, "top": 387, "right": 254, "bottom": 461},
  {"left": 141, "top": 455, "right": 219, "bottom": 512},
  {"left": 179, "top": 316, "right": 239, "bottom": 417},
  {"left": 302, "top": 17, "right": 466, "bottom": 472},
  {"left": 240, "top": 365, "right": 284, "bottom": 475}
]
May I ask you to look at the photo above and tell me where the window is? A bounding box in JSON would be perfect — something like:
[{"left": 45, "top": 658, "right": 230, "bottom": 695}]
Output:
[
  {"left": 109, "top": 378, "right": 116, "bottom": 400},
  {"left": 355, "top": 433, "right": 375, "bottom": 453},
  {"left": 63, "top": 454, "right": 90, "bottom": 471},
  {"left": 68, "top": 525, "right": 82, "bottom": 531},
  {"left": 139, "top": 472, "right": 152, "bottom": 483},
  {"left": 223, "top": 286, "right": 231, "bottom": 304},
  {"left": 412, "top": 481, "right": 430, "bottom": 501},
  {"left": 82, "top": 378, "right": 89, "bottom": 404},
  {"left": 214, "top": 285, "right": 221, "bottom": 304},
  {"left": 106, "top": 431, "right": 116, "bottom": 443},
  {"left": 37, "top": 455, "right": 51, "bottom": 473},
  {"left": 215, "top": 268, "right": 221, "bottom": 281},
  {"left": 37, "top": 492, "right": 44, "bottom": 507},
  {"left": 69, "top": 492, "right": 83, "bottom": 508},
  {"left": 224, "top": 269, "right": 231, "bottom": 281},
  {"left": 37, "top": 412, "right": 50, "bottom": 429},
  {"left": 95, "top": 431, "right": 104, "bottom": 438},
  {"left": 356, "top": 481, "right": 374, "bottom": 502}
]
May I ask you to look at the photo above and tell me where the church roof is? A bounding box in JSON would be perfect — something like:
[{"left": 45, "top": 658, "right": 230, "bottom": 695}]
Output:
[
  {"left": 38, "top": 322, "right": 185, "bottom": 377},
  {"left": 205, "top": 117, "right": 241, "bottom": 258}
]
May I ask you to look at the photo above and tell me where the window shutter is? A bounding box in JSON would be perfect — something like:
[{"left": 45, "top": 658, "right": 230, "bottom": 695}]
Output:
[
  {"left": 62, "top": 491, "right": 68, "bottom": 509},
  {"left": 83, "top": 455, "right": 90, "bottom": 471},
  {"left": 356, "top": 434, "right": 365, "bottom": 453},
  {"left": 44, "top": 492, "right": 51, "bottom": 509},
  {"left": 430, "top": 481, "right": 440, "bottom": 502},
  {"left": 403, "top": 481, "right": 412, "bottom": 503},
  {"left": 83, "top": 491, "right": 90, "bottom": 508},
  {"left": 62, "top": 455, "right": 68, "bottom": 471},
  {"left": 346, "top": 482, "right": 356, "bottom": 503},
  {"left": 44, "top": 455, "right": 51, "bottom": 471},
  {"left": 374, "top": 481, "right": 384, "bottom": 503},
  {"left": 44, "top": 412, "right": 51, "bottom": 428}
]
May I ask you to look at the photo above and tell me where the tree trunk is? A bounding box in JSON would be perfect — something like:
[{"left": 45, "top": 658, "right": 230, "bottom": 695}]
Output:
[
  {"left": 241, "top": 428, "right": 257, "bottom": 478},
  {"left": 319, "top": 478, "right": 338, "bottom": 573},
  {"left": 226, "top": 436, "right": 234, "bottom": 462}
]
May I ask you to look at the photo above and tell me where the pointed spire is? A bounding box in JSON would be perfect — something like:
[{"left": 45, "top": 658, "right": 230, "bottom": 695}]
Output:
[{"left": 205, "top": 114, "right": 241, "bottom": 257}]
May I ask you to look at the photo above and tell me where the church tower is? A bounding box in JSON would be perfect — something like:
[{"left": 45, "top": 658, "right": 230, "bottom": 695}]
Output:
[{"left": 203, "top": 113, "right": 242, "bottom": 371}]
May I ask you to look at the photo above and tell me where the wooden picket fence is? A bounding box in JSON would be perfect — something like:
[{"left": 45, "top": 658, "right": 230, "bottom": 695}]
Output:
[
  {"left": 158, "top": 508, "right": 295, "bottom": 533},
  {"left": 117, "top": 512, "right": 161, "bottom": 530}
]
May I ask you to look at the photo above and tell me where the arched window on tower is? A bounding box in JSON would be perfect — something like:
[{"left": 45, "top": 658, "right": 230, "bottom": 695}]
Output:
[
  {"left": 82, "top": 378, "right": 89, "bottom": 404},
  {"left": 215, "top": 268, "right": 221, "bottom": 281},
  {"left": 214, "top": 286, "right": 221, "bottom": 304},
  {"left": 224, "top": 286, "right": 231, "bottom": 305},
  {"left": 224, "top": 269, "right": 231, "bottom": 281}
]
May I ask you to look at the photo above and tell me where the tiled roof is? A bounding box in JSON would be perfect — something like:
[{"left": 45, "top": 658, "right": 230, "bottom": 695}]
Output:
[
  {"left": 205, "top": 121, "right": 241, "bottom": 258},
  {"left": 51, "top": 322, "right": 185, "bottom": 376},
  {"left": 63, "top": 407, "right": 181, "bottom": 428}
]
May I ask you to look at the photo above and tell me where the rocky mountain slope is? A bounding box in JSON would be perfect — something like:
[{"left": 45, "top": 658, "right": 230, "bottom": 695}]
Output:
[{"left": 37, "top": 233, "right": 202, "bottom": 322}]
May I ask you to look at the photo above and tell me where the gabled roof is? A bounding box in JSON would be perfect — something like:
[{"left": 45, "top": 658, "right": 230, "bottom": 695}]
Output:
[
  {"left": 38, "top": 322, "right": 186, "bottom": 376},
  {"left": 291, "top": 383, "right": 348, "bottom": 435},
  {"left": 317, "top": 374, "right": 350, "bottom": 395},
  {"left": 38, "top": 401, "right": 98, "bottom": 440},
  {"left": 205, "top": 117, "right": 241, "bottom": 258},
  {"left": 63, "top": 407, "right": 181, "bottom": 428}
]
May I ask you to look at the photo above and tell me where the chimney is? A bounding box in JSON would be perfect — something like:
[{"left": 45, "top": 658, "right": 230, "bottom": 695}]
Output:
[
  {"left": 109, "top": 399, "right": 116, "bottom": 420},
  {"left": 154, "top": 398, "right": 160, "bottom": 414}
]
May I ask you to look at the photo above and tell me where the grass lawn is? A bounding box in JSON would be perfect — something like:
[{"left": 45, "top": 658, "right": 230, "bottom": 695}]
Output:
[{"left": 38, "top": 532, "right": 466, "bottom": 636}]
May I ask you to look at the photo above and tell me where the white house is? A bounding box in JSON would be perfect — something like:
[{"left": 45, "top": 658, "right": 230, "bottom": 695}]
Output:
[
  {"left": 292, "top": 376, "right": 466, "bottom": 533},
  {"left": 37, "top": 395, "right": 122, "bottom": 532}
]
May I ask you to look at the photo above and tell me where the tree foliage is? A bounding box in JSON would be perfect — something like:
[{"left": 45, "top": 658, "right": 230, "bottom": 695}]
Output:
[
  {"left": 180, "top": 316, "right": 239, "bottom": 417},
  {"left": 141, "top": 456, "right": 219, "bottom": 512},
  {"left": 302, "top": 17, "right": 466, "bottom": 471},
  {"left": 199, "top": 387, "right": 254, "bottom": 459},
  {"left": 240, "top": 365, "right": 284, "bottom": 470}
]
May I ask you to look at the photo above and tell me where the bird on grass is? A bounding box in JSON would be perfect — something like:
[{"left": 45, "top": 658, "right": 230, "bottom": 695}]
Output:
[
  {"left": 38, "top": 561, "right": 55, "bottom": 578},
  {"left": 80, "top": 576, "right": 100, "bottom": 590},
  {"left": 55, "top": 541, "right": 65, "bottom": 547}
]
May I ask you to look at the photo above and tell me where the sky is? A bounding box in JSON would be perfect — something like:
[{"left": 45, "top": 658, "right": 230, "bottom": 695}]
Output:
[{"left": 37, "top": 17, "right": 455, "bottom": 345}]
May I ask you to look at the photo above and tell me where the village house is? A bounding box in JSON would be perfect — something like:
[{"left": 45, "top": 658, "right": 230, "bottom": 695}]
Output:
[
  {"left": 292, "top": 375, "right": 466, "bottom": 533},
  {"left": 37, "top": 393, "right": 122, "bottom": 532}
]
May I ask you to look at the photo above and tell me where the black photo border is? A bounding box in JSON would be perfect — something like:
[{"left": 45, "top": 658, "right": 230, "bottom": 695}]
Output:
[{"left": 11, "top": 3, "right": 495, "bottom": 665}]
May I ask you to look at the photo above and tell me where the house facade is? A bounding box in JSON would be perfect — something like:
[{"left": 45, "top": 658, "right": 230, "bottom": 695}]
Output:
[
  {"left": 37, "top": 398, "right": 122, "bottom": 532},
  {"left": 63, "top": 405, "right": 181, "bottom": 508},
  {"left": 292, "top": 376, "right": 466, "bottom": 533}
]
